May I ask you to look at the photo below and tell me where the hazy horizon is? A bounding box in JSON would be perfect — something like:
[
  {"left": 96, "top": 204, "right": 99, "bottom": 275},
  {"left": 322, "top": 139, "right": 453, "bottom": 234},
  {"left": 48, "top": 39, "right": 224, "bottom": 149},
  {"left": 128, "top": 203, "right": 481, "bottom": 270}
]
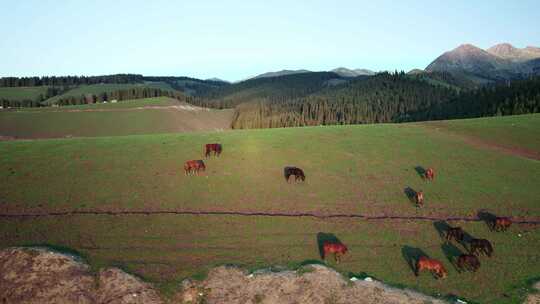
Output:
[{"left": 1, "top": 0, "right": 539, "bottom": 81}]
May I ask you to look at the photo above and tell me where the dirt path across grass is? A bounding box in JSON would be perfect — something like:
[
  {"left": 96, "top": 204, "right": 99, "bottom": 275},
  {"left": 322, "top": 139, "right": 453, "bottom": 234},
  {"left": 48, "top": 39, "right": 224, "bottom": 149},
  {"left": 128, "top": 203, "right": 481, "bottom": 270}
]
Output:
[
  {"left": 423, "top": 122, "right": 540, "bottom": 161},
  {"left": 8, "top": 104, "right": 210, "bottom": 113},
  {"left": 1, "top": 209, "right": 539, "bottom": 224}
]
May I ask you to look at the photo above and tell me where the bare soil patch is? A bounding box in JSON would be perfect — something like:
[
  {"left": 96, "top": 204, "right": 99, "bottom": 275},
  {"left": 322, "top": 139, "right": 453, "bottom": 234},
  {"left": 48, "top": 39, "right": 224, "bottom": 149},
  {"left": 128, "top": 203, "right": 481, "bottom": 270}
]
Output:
[
  {"left": 177, "top": 265, "right": 448, "bottom": 304},
  {"left": 0, "top": 247, "right": 163, "bottom": 304}
]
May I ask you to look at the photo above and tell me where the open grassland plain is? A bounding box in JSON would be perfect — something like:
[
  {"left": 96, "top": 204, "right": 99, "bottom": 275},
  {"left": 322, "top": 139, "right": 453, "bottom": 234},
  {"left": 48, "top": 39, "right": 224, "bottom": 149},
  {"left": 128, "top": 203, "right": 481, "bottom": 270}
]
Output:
[
  {"left": 0, "top": 97, "right": 234, "bottom": 138},
  {"left": 1, "top": 114, "right": 539, "bottom": 303},
  {"left": 0, "top": 86, "right": 49, "bottom": 101}
]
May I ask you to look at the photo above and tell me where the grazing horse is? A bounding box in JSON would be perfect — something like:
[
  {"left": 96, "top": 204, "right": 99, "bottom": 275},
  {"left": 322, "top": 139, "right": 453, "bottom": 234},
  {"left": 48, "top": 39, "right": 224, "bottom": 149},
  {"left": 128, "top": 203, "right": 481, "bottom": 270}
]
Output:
[
  {"left": 415, "top": 256, "right": 447, "bottom": 279},
  {"left": 446, "top": 227, "right": 465, "bottom": 243},
  {"left": 469, "top": 238, "right": 493, "bottom": 257},
  {"left": 415, "top": 190, "right": 424, "bottom": 207},
  {"left": 457, "top": 254, "right": 480, "bottom": 272},
  {"left": 205, "top": 143, "right": 222, "bottom": 157},
  {"left": 425, "top": 168, "right": 435, "bottom": 181},
  {"left": 284, "top": 167, "right": 305, "bottom": 182},
  {"left": 493, "top": 217, "right": 512, "bottom": 231},
  {"left": 184, "top": 160, "right": 206, "bottom": 175},
  {"left": 322, "top": 241, "right": 348, "bottom": 263}
]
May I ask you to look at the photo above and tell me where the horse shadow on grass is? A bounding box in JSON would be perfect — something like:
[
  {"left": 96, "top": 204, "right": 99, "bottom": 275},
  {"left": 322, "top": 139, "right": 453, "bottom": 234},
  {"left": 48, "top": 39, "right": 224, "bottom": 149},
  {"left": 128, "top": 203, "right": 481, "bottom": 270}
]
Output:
[
  {"left": 403, "top": 187, "right": 417, "bottom": 205},
  {"left": 441, "top": 242, "right": 464, "bottom": 272},
  {"left": 477, "top": 210, "right": 497, "bottom": 231},
  {"left": 433, "top": 220, "right": 451, "bottom": 240},
  {"left": 433, "top": 220, "right": 474, "bottom": 250},
  {"left": 316, "top": 232, "right": 341, "bottom": 260},
  {"left": 414, "top": 166, "right": 426, "bottom": 180},
  {"left": 401, "top": 246, "right": 429, "bottom": 276}
]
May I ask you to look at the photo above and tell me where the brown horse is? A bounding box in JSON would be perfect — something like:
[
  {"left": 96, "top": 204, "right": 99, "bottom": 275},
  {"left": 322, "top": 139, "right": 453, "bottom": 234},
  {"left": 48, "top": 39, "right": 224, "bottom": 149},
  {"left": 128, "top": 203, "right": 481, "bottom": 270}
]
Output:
[
  {"left": 322, "top": 241, "right": 348, "bottom": 263},
  {"left": 284, "top": 167, "right": 305, "bottom": 182},
  {"left": 457, "top": 254, "right": 480, "bottom": 272},
  {"left": 184, "top": 160, "right": 206, "bottom": 175},
  {"left": 205, "top": 143, "right": 222, "bottom": 158},
  {"left": 493, "top": 217, "right": 512, "bottom": 231},
  {"left": 415, "top": 256, "right": 447, "bottom": 279},
  {"left": 446, "top": 227, "right": 465, "bottom": 243},
  {"left": 469, "top": 238, "right": 493, "bottom": 257},
  {"left": 425, "top": 168, "right": 435, "bottom": 181},
  {"left": 415, "top": 190, "right": 424, "bottom": 207}
]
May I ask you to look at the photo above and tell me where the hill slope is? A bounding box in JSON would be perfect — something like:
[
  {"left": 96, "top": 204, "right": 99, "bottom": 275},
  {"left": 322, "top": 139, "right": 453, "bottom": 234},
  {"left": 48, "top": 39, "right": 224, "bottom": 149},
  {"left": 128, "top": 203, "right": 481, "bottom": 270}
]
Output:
[
  {"left": 192, "top": 71, "right": 346, "bottom": 109},
  {"left": 0, "top": 97, "right": 233, "bottom": 139}
]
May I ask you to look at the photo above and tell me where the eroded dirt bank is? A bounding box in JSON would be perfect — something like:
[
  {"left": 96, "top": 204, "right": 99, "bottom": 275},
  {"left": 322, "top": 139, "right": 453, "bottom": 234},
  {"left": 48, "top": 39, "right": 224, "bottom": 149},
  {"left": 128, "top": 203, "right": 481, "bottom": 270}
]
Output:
[{"left": 1, "top": 247, "right": 538, "bottom": 303}]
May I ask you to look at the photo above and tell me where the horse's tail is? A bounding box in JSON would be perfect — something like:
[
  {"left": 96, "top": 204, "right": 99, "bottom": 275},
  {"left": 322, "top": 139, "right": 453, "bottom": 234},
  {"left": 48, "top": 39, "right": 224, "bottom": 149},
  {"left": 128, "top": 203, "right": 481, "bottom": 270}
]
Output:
[{"left": 487, "top": 242, "right": 493, "bottom": 256}]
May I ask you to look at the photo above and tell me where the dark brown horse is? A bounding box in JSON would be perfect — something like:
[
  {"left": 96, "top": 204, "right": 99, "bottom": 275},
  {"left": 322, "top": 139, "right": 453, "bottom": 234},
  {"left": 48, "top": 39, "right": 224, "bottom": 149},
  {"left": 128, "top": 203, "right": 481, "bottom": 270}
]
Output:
[
  {"left": 469, "top": 238, "right": 493, "bottom": 257},
  {"left": 184, "top": 160, "right": 206, "bottom": 175},
  {"left": 457, "top": 254, "right": 480, "bottom": 272},
  {"left": 493, "top": 217, "right": 512, "bottom": 231},
  {"left": 205, "top": 143, "right": 222, "bottom": 158},
  {"left": 446, "top": 227, "right": 465, "bottom": 243},
  {"left": 284, "top": 167, "right": 305, "bottom": 182}
]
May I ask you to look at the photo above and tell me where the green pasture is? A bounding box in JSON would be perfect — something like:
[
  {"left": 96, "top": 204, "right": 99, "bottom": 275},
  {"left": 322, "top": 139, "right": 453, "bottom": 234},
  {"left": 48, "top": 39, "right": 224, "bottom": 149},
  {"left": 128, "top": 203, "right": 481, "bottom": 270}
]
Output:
[
  {"left": 0, "top": 86, "right": 49, "bottom": 101},
  {"left": 0, "top": 97, "right": 233, "bottom": 138},
  {"left": 42, "top": 82, "right": 175, "bottom": 105},
  {"left": 1, "top": 114, "right": 539, "bottom": 303},
  {"left": 423, "top": 114, "right": 540, "bottom": 153}
]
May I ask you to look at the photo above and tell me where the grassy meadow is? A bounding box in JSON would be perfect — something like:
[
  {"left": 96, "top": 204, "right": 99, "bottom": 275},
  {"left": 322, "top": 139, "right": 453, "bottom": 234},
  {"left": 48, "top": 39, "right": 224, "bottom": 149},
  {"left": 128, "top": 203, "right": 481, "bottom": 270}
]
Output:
[
  {"left": 0, "top": 97, "right": 234, "bottom": 138},
  {"left": 1, "top": 113, "right": 539, "bottom": 303},
  {"left": 0, "top": 86, "right": 49, "bottom": 101},
  {"left": 42, "top": 82, "right": 175, "bottom": 105}
]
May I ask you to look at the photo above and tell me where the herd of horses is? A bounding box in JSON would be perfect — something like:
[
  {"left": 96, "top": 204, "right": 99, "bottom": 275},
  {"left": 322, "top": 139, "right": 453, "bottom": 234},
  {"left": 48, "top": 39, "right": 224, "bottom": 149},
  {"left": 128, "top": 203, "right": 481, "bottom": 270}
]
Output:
[{"left": 184, "top": 143, "right": 513, "bottom": 280}]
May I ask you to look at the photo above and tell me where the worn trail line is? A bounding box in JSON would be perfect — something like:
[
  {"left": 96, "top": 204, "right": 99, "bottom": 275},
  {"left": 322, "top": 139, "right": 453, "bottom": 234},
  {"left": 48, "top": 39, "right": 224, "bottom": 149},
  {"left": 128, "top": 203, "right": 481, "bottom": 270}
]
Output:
[
  {"left": 1, "top": 210, "right": 539, "bottom": 224},
  {"left": 422, "top": 122, "right": 540, "bottom": 161}
]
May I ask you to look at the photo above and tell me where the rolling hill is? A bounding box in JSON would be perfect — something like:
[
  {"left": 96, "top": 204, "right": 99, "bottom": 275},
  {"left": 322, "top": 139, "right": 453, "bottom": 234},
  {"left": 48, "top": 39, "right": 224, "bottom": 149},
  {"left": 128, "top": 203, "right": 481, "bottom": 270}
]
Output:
[
  {"left": 249, "top": 69, "right": 312, "bottom": 80},
  {"left": 192, "top": 71, "right": 347, "bottom": 108},
  {"left": 42, "top": 82, "right": 180, "bottom": 105},
  {"left": 0, "top": 97, "right": 233, "bottom": 139},
  {"left": 0, "top": 86, "right": 51, "bottom": 102}
]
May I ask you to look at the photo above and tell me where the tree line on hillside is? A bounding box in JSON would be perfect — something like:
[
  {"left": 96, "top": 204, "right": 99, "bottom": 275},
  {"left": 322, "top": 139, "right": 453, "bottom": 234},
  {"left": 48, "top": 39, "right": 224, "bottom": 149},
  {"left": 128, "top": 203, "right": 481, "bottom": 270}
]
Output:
[
  {"left": 0, "top": 74, "right": 144, "bottom": 87},
  {"left": 231, "top": 72, "right": 459, "bottom": 129},
  {"left": 1, "top": 87, "right": 183, "bottom": 108},
  {"left": 189, "top": 72, "right": 349, "bottom": 109},
  {"left": 143, "top": 76, "right": 229, "bottom": 96},
  {"left": 407, "top": 77, "right": 540, "bottom": 121}
]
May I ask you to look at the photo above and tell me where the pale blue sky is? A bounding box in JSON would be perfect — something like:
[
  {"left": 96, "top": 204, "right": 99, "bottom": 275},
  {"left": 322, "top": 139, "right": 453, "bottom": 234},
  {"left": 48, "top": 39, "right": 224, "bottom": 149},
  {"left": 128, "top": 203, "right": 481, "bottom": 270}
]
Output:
[{"left": 1, "top": 0, "right": 539, "bottom": 81}]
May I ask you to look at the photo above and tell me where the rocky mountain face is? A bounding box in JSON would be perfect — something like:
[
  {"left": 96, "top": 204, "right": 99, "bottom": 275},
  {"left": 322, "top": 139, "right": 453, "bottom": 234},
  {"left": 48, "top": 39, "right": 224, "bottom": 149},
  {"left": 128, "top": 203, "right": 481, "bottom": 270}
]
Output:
[{"left": 426, "top": 43, "right": 540, "bottom": 81}]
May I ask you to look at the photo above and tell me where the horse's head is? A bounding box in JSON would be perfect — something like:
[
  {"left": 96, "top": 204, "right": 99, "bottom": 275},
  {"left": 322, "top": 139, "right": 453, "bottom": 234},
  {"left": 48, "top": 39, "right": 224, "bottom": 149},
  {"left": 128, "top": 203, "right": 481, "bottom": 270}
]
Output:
[{"left": 439, "top": 267, "right": 448, "bottom": 279}]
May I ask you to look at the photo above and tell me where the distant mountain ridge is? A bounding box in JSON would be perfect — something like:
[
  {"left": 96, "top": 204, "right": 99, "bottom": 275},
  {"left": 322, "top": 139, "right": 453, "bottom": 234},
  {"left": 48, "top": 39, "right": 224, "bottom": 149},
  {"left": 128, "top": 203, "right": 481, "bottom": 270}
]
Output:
[
  {"left": 249, "top": 67, "right": 375, "bottom": 80},
  {"left": 426, "top": 43, "right": 540, "bottom": 81},
  {"left": 331, "top": 67, "right": 375, "bottom": 77},
  {"left": 250, "top": 70, "right": 312, "bottom": 80}
]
